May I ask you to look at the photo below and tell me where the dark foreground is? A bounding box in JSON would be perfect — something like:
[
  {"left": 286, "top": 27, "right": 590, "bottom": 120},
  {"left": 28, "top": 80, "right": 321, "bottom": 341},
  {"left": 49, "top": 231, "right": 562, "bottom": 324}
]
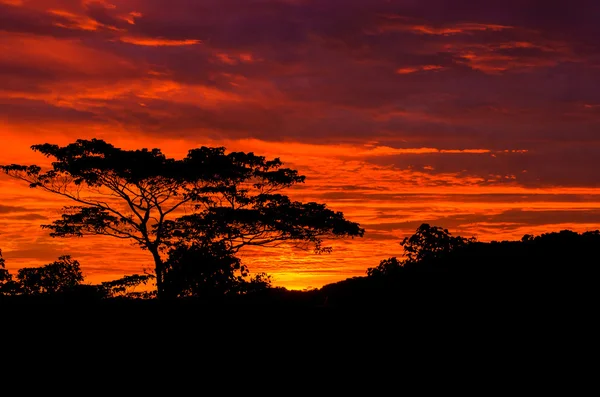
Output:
[{"left": 3, "top": 280, "right": 595, "bottom": 372}]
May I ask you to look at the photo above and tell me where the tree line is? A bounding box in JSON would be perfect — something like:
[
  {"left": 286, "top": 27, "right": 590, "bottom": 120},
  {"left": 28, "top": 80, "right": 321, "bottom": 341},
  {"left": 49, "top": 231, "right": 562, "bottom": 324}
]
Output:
[
  {"left": 1, "top": 139, "right": 597, "bottom": 306},
  {"left": 0, "top": 252, "right": 152, "bottom": 299},
  {"left": 2, "top": 223, "right": 598, "bottom": 305}
]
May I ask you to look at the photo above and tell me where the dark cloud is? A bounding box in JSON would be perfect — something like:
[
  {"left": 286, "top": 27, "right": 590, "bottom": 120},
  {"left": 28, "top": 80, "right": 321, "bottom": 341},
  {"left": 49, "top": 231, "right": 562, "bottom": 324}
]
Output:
[
  {"left": 317, "top": 192, "right": 600, "bottom": 204},
  {"left": 1, "top": 0, "right": 600, "bottom": 187},
  {"left": 363, "top": 143, "right": 600, "bottom": 188},
  {"left": 0, "top": 204, "right": 30, "bottom": 214},
  {"left": 1, "top": 245, "right": 68, "bottom": 262},
  {"left": 0, "top": 99, "right": 97, "bottom": 123},
  {"left": 368, "top": 208, "right": 600, "bottom": 236},
  {"left": 6, "top": 213, "right": 48, "bottom": 221},
  {"left": 83, "top": 1, "right": 129, "bottom": 30},
  {"left": 0, "top": 4, "right": 72, "bottom": 37}
]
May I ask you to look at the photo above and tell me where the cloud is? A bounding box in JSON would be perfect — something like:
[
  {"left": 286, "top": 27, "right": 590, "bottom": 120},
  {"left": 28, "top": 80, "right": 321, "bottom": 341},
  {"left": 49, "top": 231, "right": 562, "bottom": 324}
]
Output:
[
  {"left": 118, "top": 37, "right": 202, "bottom": 46},
  {"left": 6, "top": 213, "right": 48, "bottom": 221},
  {"left": 0, "top": 204, "right": 31, "bottom": 214},
  {"left": 0, "top": 0, "right": 24, "bottom": 5}
]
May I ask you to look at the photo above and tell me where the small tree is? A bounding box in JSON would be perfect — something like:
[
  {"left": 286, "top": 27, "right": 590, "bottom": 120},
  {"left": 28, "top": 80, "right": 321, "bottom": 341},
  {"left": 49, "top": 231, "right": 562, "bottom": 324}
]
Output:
[
  {"left": 366, "top": 224, "right": 476, "bottom": 278},
  {"left": 241, "top": 272, "right": 273, "bottom": 294},
  {"left": 163, "top": 242, "right": 246, "bottom": 298},
  {"left": 0, "top": 249, "right": 16, "bottom": 296},
  {"left": 400, "top": 223, "right": 474, "bottom": 266},
  {"left": 1, "top": 139, "right": 364, "bottom": 299},
  {"left": 366, "top": 257, "right": 403, "bottom": 277},
  {"left": 162, "top": 242, "right": 272, "bottom": 298},
  {"left": 0, "top": 249, "right": 7, "bottom": 282},
  {"left": 17, "top": 255, "right": 84, "bottom": 295}
]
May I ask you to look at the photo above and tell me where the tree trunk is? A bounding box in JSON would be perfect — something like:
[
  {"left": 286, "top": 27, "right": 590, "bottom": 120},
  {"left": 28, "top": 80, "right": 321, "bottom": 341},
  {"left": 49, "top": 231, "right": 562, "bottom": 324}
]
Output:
[{"left": 149, "top": 247, "right": 165, "bottom": 299}]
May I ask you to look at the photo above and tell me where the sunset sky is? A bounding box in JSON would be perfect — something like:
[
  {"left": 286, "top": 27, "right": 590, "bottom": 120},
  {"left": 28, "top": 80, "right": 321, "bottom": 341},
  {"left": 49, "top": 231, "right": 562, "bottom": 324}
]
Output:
[{"left": 1, "top": 0, "right": 600, "bottom": 290}]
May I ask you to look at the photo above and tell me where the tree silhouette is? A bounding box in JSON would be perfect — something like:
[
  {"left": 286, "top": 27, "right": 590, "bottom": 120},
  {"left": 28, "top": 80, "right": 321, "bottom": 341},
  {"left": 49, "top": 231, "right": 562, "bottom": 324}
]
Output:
[
  {"left": 0, "top": 249, "right": 7, "bottom": 280},
  {"left": 366, "top": 257, "right": 403, "bottom": 277},
  {"left": 162, "top": 242, "right": 274, "bottom": 299},
  {"left": 16, "top": 255, "right": 84, "bottom": 295},
  {"left": 0, "top": 249, "right": 14, "bottom": 295},
  {"left": 400, "top": 223, "right": 475, "bottom": 267},
  {"left": 163, "top": 242, "right": 247, "bottom": 298},
  {"left": 1, "top": 139, "right": 364, "bottom": 299}
]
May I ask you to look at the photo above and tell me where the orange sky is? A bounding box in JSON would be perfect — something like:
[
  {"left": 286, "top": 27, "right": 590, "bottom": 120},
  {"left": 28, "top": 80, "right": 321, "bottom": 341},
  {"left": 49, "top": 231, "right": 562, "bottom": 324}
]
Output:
[{"left": 1, "top": 0, "right": 600, "bottom": 290}]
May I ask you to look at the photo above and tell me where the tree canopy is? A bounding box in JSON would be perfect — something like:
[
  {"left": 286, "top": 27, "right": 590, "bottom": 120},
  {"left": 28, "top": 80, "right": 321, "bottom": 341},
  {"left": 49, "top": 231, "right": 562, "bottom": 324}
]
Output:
[
  {"left": 1, "top": 139, "right": 364, "bottom": 298},
  {"left": 366, "top": 224, "right": 475, "bottom": 277},
  {"left": 16, "top": 255, "right": 84, "bottom": 295},
  {"left": 0, "top": 249, "right": 13, "bottom": 294},
  {"left": 400, "top": 223, "right": 474, "bottom": 266}
]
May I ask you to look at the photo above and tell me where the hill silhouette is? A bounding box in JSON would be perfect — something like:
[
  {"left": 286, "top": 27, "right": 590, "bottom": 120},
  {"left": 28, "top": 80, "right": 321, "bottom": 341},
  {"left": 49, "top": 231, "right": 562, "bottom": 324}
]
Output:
[
  {"left": 3, "top": 140, "right": 596, "bottom": 313},
  {"left": 314, "top": 227, "right": 599, "bottom": 310},
  {"left": 2, "top": 224, "right": 598, "bottom": 314}
]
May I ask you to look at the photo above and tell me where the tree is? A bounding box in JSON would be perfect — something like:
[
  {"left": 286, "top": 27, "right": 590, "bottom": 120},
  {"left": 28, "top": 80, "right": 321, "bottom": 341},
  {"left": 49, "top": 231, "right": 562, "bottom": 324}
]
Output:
[
  {"left": 163, "top": 242, "right": 247, "bottom": 298},
  {"left": 400, "top": 223, "right": 474, "bottom": 267},
  {"left": 366, "top": 257, "right": 403, "bottom": 277},
  {"left": 162, "top": 242, "right": 273, "bottom": 299},
  {"left": 17, "top": 255, "right": 84, "bottom": 295},
  {"left": 0, "top": 249, "right": 7, "bottom": 281},
  {"left": 0, "top": 249, "right": 15, "bottom": 295},
  {"left": 1, "top": 139, "right": 364, "bottom": 299}
]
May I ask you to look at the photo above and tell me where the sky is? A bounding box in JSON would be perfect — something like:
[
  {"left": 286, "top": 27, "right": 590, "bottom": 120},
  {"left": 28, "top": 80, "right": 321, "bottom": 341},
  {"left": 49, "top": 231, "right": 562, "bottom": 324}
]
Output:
[{"left": 1, "top": 0, "right": 600, "bottom": 290}]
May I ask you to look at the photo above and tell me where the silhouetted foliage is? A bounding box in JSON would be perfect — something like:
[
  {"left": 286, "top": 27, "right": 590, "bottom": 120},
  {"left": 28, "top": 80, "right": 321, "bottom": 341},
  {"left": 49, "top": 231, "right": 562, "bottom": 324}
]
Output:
[
  {"left": 400, "top": 223, "right": 475, "bottom": 268},
  {"left": 100, "top": 274, "right": 156, "bottom": 299},
  {"left": 0, "top": 249, "right": 16, "bottom": 296},
  {"left": 0, "top": 249, "right": 8, "bottom": 282},
  {"left": 163, "top": 242, "right": 245, "bottom": 298},
  {"left": 163, "top": 242, "right": 272, "bottom": 299},
  {"left": 242, "top": 272, "right": 273, "bottom": 294},
  {"left": 321, "top": 224, "right": 600, "bottom": 307},
  {"left": 365, "top": 224, "right": 475, "bottom": 278},
  {"left": 1, "top": 139, "right": 364, "bottom": 299},
  {"left": 16, "top": 255, "right": 84, "bottom": 295},
  {"left": 366, "top": 257, "right": 403, "bottom": 277}
]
